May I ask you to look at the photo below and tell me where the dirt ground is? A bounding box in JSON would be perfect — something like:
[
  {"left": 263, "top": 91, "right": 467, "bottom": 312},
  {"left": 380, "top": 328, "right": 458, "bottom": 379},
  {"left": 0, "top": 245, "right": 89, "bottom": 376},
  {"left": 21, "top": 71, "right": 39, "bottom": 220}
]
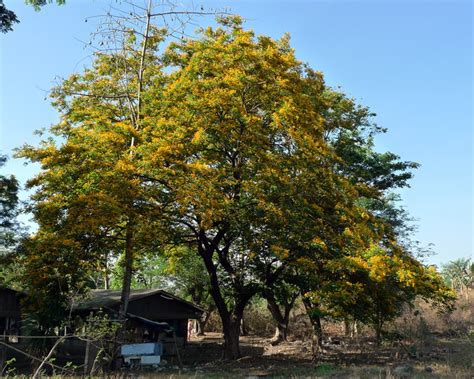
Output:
[{"left": 130, "top": 332, "right": 473, "bottom": 378}]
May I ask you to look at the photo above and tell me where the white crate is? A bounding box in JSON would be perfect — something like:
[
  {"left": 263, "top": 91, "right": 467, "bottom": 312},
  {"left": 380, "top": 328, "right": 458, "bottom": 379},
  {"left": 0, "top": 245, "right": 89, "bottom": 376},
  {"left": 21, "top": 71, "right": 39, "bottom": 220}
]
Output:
[
  {"left": 121, "top": 342, "right": 162, "bottom": 356},
  {"left": 140, "top": 355, "right": 161, "bottom": 365},
  {"left": 123, "top": 355, "right": 161, "bottom": 366}
]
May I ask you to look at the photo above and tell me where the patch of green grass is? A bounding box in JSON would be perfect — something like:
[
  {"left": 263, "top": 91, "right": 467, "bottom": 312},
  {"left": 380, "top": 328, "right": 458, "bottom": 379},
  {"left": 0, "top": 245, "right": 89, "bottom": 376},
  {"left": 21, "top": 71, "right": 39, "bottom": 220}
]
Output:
[{"left": 314, "top": 363, "right": 336, "bottom": 375}]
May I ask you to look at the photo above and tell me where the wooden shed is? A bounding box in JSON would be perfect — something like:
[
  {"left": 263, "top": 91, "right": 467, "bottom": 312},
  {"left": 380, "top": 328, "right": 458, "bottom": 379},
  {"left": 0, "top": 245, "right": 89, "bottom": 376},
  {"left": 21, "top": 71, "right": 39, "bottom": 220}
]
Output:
[
  {"left": 0, "top": 288, "right": 22, "bottom": 339},
  {"left": 74, "top": 289, "right": 204, "bottom": 347}
]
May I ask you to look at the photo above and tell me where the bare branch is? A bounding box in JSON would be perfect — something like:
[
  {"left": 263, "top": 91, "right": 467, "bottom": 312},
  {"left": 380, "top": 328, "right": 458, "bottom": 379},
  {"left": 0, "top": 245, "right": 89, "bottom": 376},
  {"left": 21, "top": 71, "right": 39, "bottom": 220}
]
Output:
[{"left": 61, "top": 91, "right": 136, "bottom": 100}]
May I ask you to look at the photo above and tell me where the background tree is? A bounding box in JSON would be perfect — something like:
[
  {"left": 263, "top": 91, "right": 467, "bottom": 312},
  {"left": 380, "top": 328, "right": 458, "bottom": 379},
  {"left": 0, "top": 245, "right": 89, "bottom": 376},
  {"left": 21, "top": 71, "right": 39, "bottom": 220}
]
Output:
[
  {"left": 16, "top": 23, "right": 168, "bottom": 325},
  {"left": 166, "top": 246, "right": 216, "bottom": 335},
  {"left": 262, "top": 280, "right": 299, "bottom": 345},
  {"left": 25, "top": 0, "right": 65, "bottom": 8},
  {"left": 442, "top": 257, "right": 474, "bottom": 299},
  {"left": 0, "top": 153, "right": 26, "bottom": 288},
  {"left": 0, "top": 0, "right": 66, "bottom": 33},
  {"left": 16, "top": 0, "right": 219, "bottom": 322},
  {"left": 109, "top": 253, "right": 170, "bottom": 290},
  {"left": 345, "top": 246, "right": 454, "bottom": 345},
  {"left": 0, "top": 153, "right": 20, "bottom": 253},
  {"left": 287, "top": 85, "right": 442, "bottom": 356},
  {"left": 0, "top": 0, "right": 18, "bottom": 33}
]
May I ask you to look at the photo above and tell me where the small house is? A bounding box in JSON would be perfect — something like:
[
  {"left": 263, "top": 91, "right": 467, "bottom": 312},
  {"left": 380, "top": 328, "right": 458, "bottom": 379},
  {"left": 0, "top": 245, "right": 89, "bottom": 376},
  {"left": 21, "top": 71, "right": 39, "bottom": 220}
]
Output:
[{"left": 74, "top": 288, "right": 204, "bottom": 347}]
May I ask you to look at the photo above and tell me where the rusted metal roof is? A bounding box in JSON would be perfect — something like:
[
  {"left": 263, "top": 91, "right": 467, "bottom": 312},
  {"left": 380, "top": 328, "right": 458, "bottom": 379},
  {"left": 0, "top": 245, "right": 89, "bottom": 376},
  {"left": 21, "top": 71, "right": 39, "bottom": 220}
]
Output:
[{"left": 73, "top": 288, "right": 204, "bottom": 320}]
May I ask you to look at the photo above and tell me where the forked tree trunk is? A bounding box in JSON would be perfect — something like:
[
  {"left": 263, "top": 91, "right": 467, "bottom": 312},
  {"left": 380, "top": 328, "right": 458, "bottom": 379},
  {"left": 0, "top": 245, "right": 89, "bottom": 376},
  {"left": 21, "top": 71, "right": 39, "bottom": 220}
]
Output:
[
  {"left": 266, "top": 294, "right": 292, "bottom": 345},
  {"left": 199, "top": 243, "right": 251, "bottom": 360},
  {"left": 196, "top": 309, "right": 213, "bottom": 336}
]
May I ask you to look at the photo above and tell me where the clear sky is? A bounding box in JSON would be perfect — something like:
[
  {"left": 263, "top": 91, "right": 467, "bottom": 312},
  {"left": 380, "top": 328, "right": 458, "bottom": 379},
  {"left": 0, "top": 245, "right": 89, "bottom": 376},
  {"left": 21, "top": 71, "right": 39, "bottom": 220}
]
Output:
[{"left": 0, "top": 0, "right": 472, "bottom": 266}]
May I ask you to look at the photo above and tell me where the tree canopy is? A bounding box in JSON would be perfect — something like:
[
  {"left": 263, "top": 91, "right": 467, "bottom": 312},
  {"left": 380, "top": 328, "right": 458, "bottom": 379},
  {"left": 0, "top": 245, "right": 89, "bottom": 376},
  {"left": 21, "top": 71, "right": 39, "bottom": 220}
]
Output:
[
  {"left": 16, "top": 15, "right": 454, "bottom": 360},
  {"left": 0, "top": 1, "right": 18, "bottom": 33}
]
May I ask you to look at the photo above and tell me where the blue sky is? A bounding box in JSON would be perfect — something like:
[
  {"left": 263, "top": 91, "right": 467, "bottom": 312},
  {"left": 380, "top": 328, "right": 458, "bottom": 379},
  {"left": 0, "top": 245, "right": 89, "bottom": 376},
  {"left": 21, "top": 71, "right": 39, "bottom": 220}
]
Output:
[{"left": 0, "top": 0, "right": 472, "bottom": 266}]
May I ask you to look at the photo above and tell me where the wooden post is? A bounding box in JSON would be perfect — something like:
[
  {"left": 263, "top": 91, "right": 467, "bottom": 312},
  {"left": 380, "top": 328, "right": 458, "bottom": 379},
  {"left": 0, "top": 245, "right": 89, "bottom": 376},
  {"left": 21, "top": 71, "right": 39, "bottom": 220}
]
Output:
[
  {"left": 0, "top": 344, "right": 6, "bottom": 375},
  {"left": 83, "top": 340, "right": 90, "bottom": 375},
  {"left": 173, "top": 331, "right": 183, "bottom": 369}
]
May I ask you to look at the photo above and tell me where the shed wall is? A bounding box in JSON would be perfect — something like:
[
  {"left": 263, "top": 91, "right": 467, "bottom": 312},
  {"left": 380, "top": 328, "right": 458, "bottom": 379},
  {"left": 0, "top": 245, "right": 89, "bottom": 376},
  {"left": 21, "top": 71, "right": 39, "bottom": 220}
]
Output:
[
  {"left": 0, "top": 289, "right": 21, "bottom": 318},
  {"left": 115, "top": 295, "right": 200, "bottom": 321}
]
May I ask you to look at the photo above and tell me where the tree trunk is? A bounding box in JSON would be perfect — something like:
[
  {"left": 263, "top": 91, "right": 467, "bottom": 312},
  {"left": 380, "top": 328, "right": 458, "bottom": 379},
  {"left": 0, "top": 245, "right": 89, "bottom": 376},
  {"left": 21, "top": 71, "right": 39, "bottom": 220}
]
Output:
[
  {"left": 374, "top": 312, "right": 383, "bottom": 346},
  {"left": 197, "top": 235, "right": 254, "bottom": 360},
  {"left": 119, "top": 222, "right": 134, "bottom": 318},
  {"left": 375, "top": 327, "right": 381, "bottom": 346},
  {"left": 104, "top": 252, "right": 110, "bottom": 290},
  {"left": 266, "top": 295, "right": 289, "bottom": 345},
  {"left": 344, "top": 319, "right": 350, "bottom": 337},
  {"left": 272, "top": 323, "right": 287, "bottom": 345},
  {"left": 112, "top": 222, "right": 134, "bottom": 369},
  {"left": 240, "top": 315, "right": 248, "bottom": 336},
  {"left": 375, "top": 323, "right": 382, "bottom": 346},
  {"left": 353, "top": 321, "right": 359, "bottom": 337},
  {"left": 302, "top": 297, "right": 323, "bottom": 361},
  {"left": 310, "top": 315, "right": 323, "bottom": 360},
  {"left": 344, "top": 319, "right": 358, "bottom": 338},
  {"left": 196, "top": 319, "right": 204, "bottom": 336},
  {"left": 196, "top": 309, "right": 212, "bottom": 336},
  {"left": 222, "top": 316, "right": 241, "bottom": 360}
]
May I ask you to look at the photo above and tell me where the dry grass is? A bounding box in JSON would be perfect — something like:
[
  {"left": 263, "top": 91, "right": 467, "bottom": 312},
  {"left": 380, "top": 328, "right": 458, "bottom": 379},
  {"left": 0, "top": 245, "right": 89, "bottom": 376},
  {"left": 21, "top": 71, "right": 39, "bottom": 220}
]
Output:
[
  {"left": 133, "top": 331, "right": 473, "bottom": 378},
  {"left": 162, "top": 292, "right": 474, "bottom": 378}
]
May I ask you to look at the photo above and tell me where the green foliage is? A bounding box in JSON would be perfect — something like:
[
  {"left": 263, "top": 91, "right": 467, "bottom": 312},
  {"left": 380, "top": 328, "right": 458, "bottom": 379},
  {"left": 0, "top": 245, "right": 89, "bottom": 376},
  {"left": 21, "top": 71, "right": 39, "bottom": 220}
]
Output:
[
  {"left": 0, "top": 154, "right": 20, "bottom": 252},
  {"left": 15, "top": 23, "right": 168, "bottom": 323},
  {"left": 0, "top": 0, "right": 66, "bottom": 34},
  {"left": 75, "top": 311, "right": 120, "bottom": 373},
  {"left": 25, "top": 0, "right": 66, "bottom": 11},
  {"left": 0, "top": 1, "right": 18, "bottom": 33},
  {"left": 442, "top": 257, "right": 474, "bottom": 292},
  {"left": 0, "top": 153, "right": 25, "bottom": 288},
  {"left": 0, "top": 357, "right": 17, "bottom": 377},
  {"left": 109, "top": 253, "right": 170, "bottom": 290},
  {"left": 291, "top": 81, "right": 449, "bottom": 347},
  {"left": 165, "top": 246, "right": 214, "bottom": 309},
  {"left": 303, "top": 244, "right": 455, "bottom": 344},
  {"left": 79, "top": 310, "right": 121, "bottom": 341}
]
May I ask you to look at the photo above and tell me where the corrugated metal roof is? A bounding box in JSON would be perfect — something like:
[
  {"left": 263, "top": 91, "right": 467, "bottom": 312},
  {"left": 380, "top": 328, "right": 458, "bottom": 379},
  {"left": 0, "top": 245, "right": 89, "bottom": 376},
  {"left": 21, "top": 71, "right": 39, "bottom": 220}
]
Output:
[{"left": 73, "top": 288, "right": 205, "bottom": 314}]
